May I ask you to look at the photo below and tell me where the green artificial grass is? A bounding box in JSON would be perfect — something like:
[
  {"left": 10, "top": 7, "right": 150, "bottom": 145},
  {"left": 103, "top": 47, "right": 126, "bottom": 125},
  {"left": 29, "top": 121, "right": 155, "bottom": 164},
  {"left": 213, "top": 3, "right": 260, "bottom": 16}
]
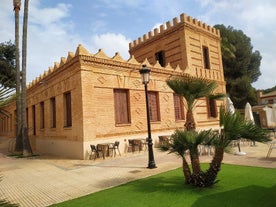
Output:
[{"left": 50, "top": 164, "right": 276, "bottom": 207}]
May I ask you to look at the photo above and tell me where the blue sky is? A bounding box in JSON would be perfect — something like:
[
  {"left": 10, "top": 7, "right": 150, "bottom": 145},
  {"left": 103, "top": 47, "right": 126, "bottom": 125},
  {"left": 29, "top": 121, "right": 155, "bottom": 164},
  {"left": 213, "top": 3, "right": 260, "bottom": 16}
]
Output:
[{"left": 1, "top": 0, "right": 275, "bottom": 89}]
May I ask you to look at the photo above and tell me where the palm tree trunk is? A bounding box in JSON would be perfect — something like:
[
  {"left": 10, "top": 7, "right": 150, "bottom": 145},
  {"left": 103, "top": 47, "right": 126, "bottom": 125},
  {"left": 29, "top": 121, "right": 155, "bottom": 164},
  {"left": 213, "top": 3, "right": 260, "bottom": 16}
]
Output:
[
  {"left": 13, "top": 0, "right": 23, "bottom": 153},
  {"left": 185, "top": 109, "right": 196, "bottom": 131},
  {"left": 22, "top": 0, "right": 32, "bottom": 156},
  {"left": 189, "top": 148, "right": 205, "bottom": 187},
  {"left": 203, "top": 147, "right": 224, "bottom": 187},
  {"left": 182, "top": 155, "right": 192, "bottom": 184},
  {"left": 189, "top": 149, "right": 201, "bottom": 174}
]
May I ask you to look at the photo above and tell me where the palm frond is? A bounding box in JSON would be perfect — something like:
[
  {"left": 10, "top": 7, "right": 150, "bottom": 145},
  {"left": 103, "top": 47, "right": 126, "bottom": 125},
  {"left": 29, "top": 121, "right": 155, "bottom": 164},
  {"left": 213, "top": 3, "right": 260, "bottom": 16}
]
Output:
[
  {"left": 208, "top": 93, "right": 225, "bottom": 100},
  {"left": 240, "top": 121, "right": 271, "bottom": 142},
  {"left": 166, "top": 76, "right": 223, "bottom": 111},
  {"left": 160, "top": 129, "right": 214, "bottom": 157},
  {"left": 0, "top": 84, "right": 16, "bottom": 108},
  {"left": 219, "top": 106, "right": 271, "bottom": 145}
]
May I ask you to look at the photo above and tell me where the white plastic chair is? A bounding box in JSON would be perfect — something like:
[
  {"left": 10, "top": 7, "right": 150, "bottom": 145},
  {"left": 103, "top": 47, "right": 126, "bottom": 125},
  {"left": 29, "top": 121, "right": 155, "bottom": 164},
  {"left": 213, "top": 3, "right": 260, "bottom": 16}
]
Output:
[{"left": 266, "top": 141, "right": 276, "bottom": 158}]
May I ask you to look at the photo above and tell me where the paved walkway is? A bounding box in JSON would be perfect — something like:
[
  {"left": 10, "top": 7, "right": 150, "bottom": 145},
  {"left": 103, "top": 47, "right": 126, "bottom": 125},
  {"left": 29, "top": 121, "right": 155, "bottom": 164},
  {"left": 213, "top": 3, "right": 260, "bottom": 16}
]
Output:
[{"left": 0, "top": 140, "right": 275, "bottom": 207}]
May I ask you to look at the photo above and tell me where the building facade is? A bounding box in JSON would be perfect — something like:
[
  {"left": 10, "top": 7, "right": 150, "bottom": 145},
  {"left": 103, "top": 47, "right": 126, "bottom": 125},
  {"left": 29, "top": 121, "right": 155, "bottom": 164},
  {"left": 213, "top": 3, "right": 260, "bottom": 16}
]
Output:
[
  {"left": 257, "top": 90, "right": 276, "bottom": 105},
  {"left": 252, "top": 90, "right": 276, "bottom": 128},
  {"left": 0, "top": 13, "right": 226, "bottom": 159}
]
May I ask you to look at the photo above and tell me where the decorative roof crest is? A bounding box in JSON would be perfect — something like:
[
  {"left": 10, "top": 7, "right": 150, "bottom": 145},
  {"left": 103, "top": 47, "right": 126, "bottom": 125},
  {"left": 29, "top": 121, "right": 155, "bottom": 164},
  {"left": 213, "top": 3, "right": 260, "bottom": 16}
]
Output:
[
  {"left": 165, "top": 62, "right": 174, "bottom": 71},
  {"left": 66, "top": 52, "right": 75, "bottom": 62},
  {"left": 94, "top": 49, "right": 109, "bottom": 59},
  {"left": 54, "top": 62, "right": 59, "bottom": 70},
  {"left": 75, "top": 44, "right": 90, "bottom": 56},
  {"left": 127, "top": 55, "right": 139, "bottom": 64},
  {"left": 174, "top": 64, "right": 182, "bottom": 72},
  {"left": 153, "top": 60, "right": 162, "bottom": 68},
  {"left": 59, "top": 57, "right": 66, "bottom": 66},
  {"left": 142, "top": 58, "right": 152, "bottom": 67},
  {"left": 112, "top": 52, "right": 125, "bottom": 61}
]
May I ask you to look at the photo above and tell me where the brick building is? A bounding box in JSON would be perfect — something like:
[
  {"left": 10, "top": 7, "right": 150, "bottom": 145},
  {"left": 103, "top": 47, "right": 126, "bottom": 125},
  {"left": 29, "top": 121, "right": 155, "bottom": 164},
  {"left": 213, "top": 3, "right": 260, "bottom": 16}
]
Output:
[
  {"left": 0, "top": 13, "right": 226, "bottom": 159},
  {"left": 252, "top": 90, "right": 276, "bottom": 128}
]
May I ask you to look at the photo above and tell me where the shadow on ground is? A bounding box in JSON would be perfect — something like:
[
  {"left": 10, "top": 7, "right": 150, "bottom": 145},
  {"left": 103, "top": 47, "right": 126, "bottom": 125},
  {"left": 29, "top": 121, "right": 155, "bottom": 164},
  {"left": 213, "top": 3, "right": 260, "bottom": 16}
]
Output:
[{"left": 192, "top": 185, "right": 276, "bottom": 207}]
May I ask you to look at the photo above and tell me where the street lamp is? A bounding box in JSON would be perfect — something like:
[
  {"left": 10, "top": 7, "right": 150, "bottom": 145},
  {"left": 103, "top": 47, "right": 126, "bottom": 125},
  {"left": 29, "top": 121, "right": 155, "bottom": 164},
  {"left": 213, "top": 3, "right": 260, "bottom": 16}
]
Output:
[{"left": 139, "top": 65, "right": 157, "bottom": 169}]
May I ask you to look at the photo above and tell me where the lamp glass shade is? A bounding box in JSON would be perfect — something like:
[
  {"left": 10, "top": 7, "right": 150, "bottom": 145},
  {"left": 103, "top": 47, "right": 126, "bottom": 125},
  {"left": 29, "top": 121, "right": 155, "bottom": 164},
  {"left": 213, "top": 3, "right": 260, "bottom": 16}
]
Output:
[{"left": 139, "top": 66, "right": 150, "bottom": 84}]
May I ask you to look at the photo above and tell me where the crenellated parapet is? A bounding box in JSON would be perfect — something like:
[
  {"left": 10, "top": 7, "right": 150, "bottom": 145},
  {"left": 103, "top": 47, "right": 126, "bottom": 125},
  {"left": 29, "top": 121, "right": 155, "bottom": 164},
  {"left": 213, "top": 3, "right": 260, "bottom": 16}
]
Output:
[
  {"left": 129, "top": 13, "right": 220, "bottom": 49},
  {"left": 27, "top": 44, "right": 192, "bottom": 89}
]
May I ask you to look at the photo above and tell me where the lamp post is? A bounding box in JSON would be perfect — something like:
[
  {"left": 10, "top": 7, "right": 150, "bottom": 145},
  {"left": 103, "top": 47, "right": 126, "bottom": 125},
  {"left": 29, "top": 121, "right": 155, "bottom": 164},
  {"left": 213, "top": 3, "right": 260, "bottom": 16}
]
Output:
[{"left": 139, "top": 65, "right": 157, "bottom": 169}]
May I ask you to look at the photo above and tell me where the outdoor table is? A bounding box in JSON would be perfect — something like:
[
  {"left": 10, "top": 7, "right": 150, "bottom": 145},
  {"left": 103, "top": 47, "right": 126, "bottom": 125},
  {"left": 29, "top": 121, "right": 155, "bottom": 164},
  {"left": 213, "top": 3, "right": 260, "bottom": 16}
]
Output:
[
  {"left": 133, "top": 139, "right": 147, "bottom": 152},
  {"left": 97, "top": 143, "right": 113, "bottom": 159},
  {"left": 158, "top": 135, "right": 170, "bottom": 145}
]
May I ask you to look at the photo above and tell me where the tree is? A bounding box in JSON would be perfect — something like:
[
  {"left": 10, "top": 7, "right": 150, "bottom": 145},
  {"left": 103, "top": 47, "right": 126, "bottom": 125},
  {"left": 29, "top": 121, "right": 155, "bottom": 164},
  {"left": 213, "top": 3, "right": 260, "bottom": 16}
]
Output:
[
  {"left": 229, "top": 76, "right": 257, "bottom": 109},
  {"left": 13, "top": 0, "right": 32, "bottom": 155},
  {"left": 0, "top": 41, "right": 16, "bottom": 88},
  {"left": 161, "top": 107, "right": 271, "bottom": 187},
  {"left": 21, "top": 0, "right": 32, "bottom": 156},
  {"left": 205, "top": 107, "right": 270, "bottom": 187},
  {"left": 263, "top": 85, "right": 276, "bottom": 94},
  {"left": 162, "top": 75, "right": 270, "bottom": 187},
  {"left": 0, "top": 80, "right": 15, "bottom": 109},
  {"left": 214, "top": 25, "right": 261, "bottom": 108},
  {"left": 164, "top": 76, "right": 224, "bottom": 185},
  {"left": 166, "top": 76, "right": 224, "bottom": 131},
  {"left": 13, "top": 0, "right": 23, "bottom": 153}
]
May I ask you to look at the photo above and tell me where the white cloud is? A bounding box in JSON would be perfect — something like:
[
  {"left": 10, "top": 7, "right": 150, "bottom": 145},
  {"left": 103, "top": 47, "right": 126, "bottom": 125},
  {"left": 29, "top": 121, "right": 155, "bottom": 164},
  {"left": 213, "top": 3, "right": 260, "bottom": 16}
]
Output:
[
  {"left": 29, "top": 2, "right": 72, "bottom": 26},
  {"left": 0, "top": 0, "right": 82, "bottom": 83},
  {"left": 90, "top": 33, "right": 131, "bottom": 59},
  {"left": 1, "top": 0, "right": 275, "bottom": 89},
  {"left": 0, "top": 0, "right": 133, "bottom": 83}
]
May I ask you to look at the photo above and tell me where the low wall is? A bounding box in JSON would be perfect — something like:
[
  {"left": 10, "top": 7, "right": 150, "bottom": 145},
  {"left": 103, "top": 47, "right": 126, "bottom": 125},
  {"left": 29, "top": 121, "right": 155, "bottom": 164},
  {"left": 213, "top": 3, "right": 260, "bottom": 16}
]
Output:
[{"left": 36, "top": 138, "right": 84, "bottom": 159}]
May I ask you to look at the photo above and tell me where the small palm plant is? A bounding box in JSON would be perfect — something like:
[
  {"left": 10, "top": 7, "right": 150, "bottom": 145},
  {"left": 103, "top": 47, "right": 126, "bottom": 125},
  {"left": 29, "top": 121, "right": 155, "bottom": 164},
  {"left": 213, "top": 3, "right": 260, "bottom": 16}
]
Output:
[
  {"left": 205, "top": 107, "right": 270, "bottom": 187},
  {"left": 161, "top": 129, "right": 214, "bottom": 184},
  {"left": 160, "top": 107, "right": 271, "bottom": 187}
]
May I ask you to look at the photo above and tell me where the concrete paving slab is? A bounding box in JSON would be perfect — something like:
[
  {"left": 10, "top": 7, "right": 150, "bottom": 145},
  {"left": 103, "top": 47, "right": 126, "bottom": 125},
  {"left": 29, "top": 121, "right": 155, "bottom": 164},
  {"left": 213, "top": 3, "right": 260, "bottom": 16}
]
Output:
[{"left": 0, "top": 140, "right": 275, "bottom": 207}]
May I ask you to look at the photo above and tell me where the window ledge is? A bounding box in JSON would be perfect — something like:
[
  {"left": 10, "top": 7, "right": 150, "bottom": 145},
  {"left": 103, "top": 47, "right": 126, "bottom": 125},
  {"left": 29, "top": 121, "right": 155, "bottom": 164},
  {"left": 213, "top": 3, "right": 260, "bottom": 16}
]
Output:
[
  {"left": 175, "top": 119, "right": 185, "bottom": 122},
  {"left": 115, "top": 123, "right": 131, "bottom": 127}
]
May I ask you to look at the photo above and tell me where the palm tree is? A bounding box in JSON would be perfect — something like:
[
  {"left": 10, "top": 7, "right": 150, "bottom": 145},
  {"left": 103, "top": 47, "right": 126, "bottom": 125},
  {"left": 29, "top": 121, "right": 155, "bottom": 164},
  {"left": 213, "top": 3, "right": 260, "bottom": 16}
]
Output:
[
  {"left": 163, "top": 75, "right": 270, "bottom": 187},
  {"left": 0, "top": 81, "right": 14, "bottom": 103},
  {"left": 203, "top": 107, "right": 270, "bottom": 186},
  {"left": 21, "top": 0, "right": 32, "bottom": 156},
  {"left": 161, "top": 129, "right": 213, "bottom": 184},
  {"left": 161, "top": 107, "right": 271, "bottom": 187},
  {"left": 165, "top": 76, "right": 224, "bottom": 182},
  {"left": 166, "top": 76, "right": 224, "bottom": 131},
  {"left": 13, "top": 0, "right": 23, "bottom": 153}
]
